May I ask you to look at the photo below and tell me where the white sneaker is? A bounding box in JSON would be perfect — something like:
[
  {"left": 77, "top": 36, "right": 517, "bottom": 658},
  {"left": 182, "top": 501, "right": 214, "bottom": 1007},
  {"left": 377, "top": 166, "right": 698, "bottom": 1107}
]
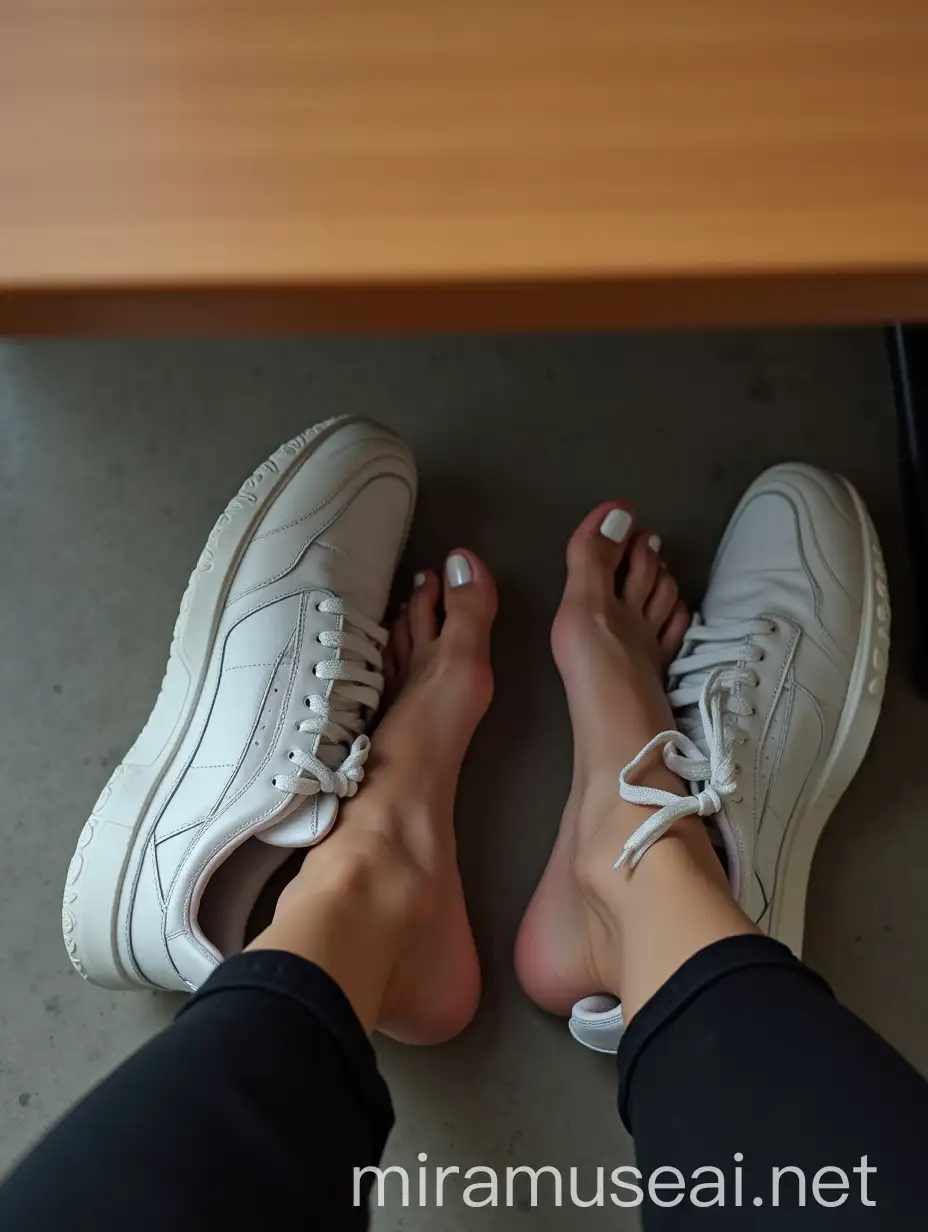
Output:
[
  {"left": 62, "top": 417, "right": 416, "bottom": 991},
  {"left": 570, "top": 463, "right": 890, "bottom": 1053}
]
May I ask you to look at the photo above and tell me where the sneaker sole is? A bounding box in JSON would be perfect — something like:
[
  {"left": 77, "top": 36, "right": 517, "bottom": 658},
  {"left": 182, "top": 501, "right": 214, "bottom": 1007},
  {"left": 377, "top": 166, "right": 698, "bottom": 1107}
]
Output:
[
  {"left": 62, "top": 416, "right": 397, "bottom": 988},
  {"left": 768, "top": 474, "right": 890, "bottom": 956}
]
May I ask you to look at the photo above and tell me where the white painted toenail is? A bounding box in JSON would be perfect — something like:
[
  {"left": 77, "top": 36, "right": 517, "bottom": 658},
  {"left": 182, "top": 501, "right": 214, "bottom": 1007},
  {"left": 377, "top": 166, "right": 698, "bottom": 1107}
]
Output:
[
  {"left": 600, "top": 509, "right": 632, "bottom": 543},
  {"left": 648, "top": 534, "right": 662, "bottom": 553},
  {"left": 413, "top": 571, "right": 427, "bottom": 589},
  {"left": 445, "top": 554, "right": 472, "bottom": 587}
]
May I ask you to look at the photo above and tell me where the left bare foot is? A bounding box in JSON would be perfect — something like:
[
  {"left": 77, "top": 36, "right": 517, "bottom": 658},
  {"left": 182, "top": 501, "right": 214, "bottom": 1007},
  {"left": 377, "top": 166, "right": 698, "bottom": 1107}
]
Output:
[{"left": 323, "top": 550, "right": 496, "bottom": 1043}]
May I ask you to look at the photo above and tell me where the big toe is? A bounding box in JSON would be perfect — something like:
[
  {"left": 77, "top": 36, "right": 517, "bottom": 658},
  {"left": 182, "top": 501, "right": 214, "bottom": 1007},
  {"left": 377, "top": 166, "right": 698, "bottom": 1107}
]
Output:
[
  {"left": 440, "top": 550, "right": 498, "bottom": 662},
  {"left": 564, "top": 501, "right": 635, "bottom": 606}
]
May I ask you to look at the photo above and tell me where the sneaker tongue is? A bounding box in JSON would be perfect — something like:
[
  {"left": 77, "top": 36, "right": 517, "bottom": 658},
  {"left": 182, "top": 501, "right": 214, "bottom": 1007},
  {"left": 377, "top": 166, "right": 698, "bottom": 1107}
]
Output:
[
  {"left": 258, "top": 794, "right": 341, "bottom": 847},
  {"left": 669, "top": 651, "right": 711, "bottom": 755},
  {"left": 669, "top": 617, "right": 751, "bottom": 758},
  {"left": 256, "top": 588, "right": 379, "bottom": 853},
  {"left": 675, "top": 706, "right": 708, "bottom": 755}
]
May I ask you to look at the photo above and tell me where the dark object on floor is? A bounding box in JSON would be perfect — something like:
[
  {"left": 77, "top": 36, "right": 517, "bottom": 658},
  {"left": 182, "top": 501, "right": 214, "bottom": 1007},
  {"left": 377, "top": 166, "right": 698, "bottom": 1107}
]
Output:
[{"left": 888, "top": 324, "right": 928, "bottom": 695}]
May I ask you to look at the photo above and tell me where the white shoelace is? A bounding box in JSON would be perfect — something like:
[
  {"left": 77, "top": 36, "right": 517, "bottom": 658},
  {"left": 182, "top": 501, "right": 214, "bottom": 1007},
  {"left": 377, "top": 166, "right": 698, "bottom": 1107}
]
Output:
[
  {"left": 614, "top": 616, "right": 776, "bottom": 871},
  {"left": 272, "top": 597, "right": 388, "bottom": 801}
]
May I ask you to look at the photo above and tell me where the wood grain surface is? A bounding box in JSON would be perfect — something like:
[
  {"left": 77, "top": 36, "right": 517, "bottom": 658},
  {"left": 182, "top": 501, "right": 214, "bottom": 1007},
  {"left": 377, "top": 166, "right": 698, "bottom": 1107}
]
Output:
[{"left": 1, "top": 0, "right": 927, "bottom": 332}]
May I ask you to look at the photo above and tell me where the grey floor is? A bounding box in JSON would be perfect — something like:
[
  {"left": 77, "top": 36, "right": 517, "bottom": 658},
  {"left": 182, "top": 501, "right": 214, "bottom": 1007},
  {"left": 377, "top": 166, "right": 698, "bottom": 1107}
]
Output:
[{"left": 0, "top": 331, "right": 924, "bottom": 1228}]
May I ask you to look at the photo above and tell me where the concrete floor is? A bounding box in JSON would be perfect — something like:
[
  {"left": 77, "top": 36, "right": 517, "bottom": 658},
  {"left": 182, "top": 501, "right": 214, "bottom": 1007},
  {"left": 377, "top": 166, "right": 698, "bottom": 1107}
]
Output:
[{"left": 0, "top": 330, "right": 924, "bottom": 1228}]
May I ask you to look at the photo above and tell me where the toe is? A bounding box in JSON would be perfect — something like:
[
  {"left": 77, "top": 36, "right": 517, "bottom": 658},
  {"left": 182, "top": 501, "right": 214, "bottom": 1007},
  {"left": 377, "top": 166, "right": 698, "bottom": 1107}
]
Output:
[
  {"left": 624, "top": 531, "right": 661, "bottom": 611},
  {"left": 382, "top": 641, "right": 399, "bottom": 694},
  {"left": 564, "top": 500, "right": 635, "bottom": 604},
  {"left": 644, "top": 566, "right": 679, "bottom": 631},
  {"left": 660, "top": 599, "right": 691, "bottom": 663},
  {"left": 389, "top": 607, "right": 412, "bottom": 672},
  {"left": 409, "top": 569, "right": 439, "bottom": 645},
  {"left": 440, "top": 549, "right": 498, "bottom": 659}
]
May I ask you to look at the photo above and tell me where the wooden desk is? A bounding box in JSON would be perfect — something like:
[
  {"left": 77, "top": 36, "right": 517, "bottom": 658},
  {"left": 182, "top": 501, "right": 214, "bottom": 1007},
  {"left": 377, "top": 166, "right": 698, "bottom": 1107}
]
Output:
[{"left": 1, "top": 0, "right": 927, "bottom": 334}]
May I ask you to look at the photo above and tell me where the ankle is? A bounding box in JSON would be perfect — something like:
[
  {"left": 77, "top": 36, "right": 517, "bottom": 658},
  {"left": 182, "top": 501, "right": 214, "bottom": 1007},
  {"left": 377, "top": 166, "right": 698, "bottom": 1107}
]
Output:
[
  {"left": 336, "top": 792, "right": 456, "bottom": 884},
  {"left": 582, "top": 821, "right": 751, "bottom": 1009},
  {"left": 572, "top": 759, "right": 689, "bottom": 894},
  {"left": 302, "top": 825, "right": 441, "bottom": 929},
  {"left": 247, "top": 835, "right": 432, "bottom": 1034}
]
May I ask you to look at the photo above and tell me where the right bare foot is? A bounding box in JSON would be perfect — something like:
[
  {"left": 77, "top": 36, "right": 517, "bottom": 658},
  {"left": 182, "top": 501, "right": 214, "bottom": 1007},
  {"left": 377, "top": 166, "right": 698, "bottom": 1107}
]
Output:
[{"left": 515, "top": 501, "right": 692, "bottom": 1013}]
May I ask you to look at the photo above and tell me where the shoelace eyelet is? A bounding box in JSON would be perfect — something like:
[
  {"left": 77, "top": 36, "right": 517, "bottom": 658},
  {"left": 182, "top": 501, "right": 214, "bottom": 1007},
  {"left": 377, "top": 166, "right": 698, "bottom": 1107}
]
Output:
[{"left": 287, "top": 751, "right": 295, "bottom": 760}]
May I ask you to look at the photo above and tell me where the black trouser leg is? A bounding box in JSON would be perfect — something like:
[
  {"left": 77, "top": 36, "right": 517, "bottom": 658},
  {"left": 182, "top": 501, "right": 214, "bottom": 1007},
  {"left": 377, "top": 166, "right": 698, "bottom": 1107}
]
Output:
[
  {"left": 0, "top": 953, "right": 392, "bottom": 1230},
  {"left": 619, "top": 935, "right": 928, "bottom": 1227},
  {"left": 5, "top": 939, "right": 926, "bottom": 1229}
]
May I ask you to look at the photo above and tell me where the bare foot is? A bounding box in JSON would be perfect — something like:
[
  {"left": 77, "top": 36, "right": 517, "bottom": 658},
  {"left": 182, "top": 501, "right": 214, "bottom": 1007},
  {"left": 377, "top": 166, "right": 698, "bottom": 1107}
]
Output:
[
  {"left": 330, "top": 550, "right": 496, "bottom": 1044},
  {"left": 515, "top": 502, "right": 691, "bottom": 1013}
]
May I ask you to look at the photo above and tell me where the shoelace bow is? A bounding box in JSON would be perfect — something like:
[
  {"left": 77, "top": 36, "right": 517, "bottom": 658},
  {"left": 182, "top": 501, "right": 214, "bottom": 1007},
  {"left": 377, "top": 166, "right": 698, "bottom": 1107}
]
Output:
[
  {"left": 272, "top": 597, "right": 388, "bottom": 800},
  {"left": 614, "top": 616, "right": 777, "bottom": 871}
]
